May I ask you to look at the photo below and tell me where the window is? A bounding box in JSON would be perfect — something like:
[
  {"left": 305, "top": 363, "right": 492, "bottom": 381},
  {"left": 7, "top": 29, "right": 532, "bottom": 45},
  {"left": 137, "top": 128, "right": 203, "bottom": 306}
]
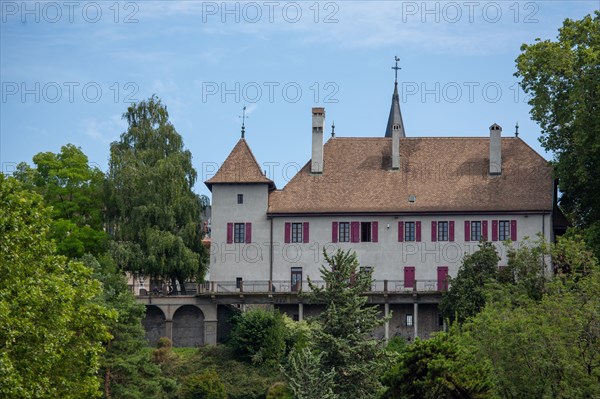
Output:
[
  {"left": 499, "top": 220, "right": 510, "bottom": 241},
  {"left": 291, "top": 267, "right": 302, "bottom": 292},
  {"left": 234, "top": 223, "right": 245, "bottom": 243},
  {"left": 338, "top": 222, "right": 350, "bottom": 242},
  {"left": 470, "top": 221, "right": 481, "bottom": 241},
  {"left": 406, "top": 314, "right": 414, "bottom": 327},
  {"left": 361, "top": 222, "right": 372, "bottom": 242},
  {"left": 437, "top": 221, "right": 449, "bottom": 241},
  {"left": 237, "top": 194, "right": 243, "bottom": 204},
  {"left": 360, "top": 266, "right": 373, "bottom": 274},
  {"left": 405, "top": 222, "right": 415, "bottom": 241},
  {"left": 291, "top": 223, "right": 303, "bottom": 243},
  {"left": 236, "top": 277, "right": 242, "bottom": 289}
]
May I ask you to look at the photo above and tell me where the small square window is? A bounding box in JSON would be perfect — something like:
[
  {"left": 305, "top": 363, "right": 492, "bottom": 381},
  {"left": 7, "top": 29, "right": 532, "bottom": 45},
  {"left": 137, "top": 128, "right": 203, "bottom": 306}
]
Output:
[
  {"left": 406, "top": 314, "right": 414, "bottom": 327},
  {"left": 237, "top": 194, "right": 243, "bottom": 204}
]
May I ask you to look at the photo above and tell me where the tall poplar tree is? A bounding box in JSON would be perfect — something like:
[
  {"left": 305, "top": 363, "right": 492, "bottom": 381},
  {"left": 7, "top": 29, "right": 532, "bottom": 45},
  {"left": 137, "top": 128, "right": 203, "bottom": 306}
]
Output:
[{"left": 106, "top": 96, "right": 207, "bottom": 293}]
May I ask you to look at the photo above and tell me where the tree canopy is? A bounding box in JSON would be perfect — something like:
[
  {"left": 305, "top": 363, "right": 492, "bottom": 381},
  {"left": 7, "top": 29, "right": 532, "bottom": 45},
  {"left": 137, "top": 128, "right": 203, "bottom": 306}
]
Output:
[
  {"left": 13, "top": 144, "right": 107, "bottom": 257},
  {"left": 515, "top": 11, "right": 600, "bottom": 254},
  {"left": 0, "top": 174, "right": 113, "bottom": 398},
  {"left": 106, "top": 95, "right": 208, "bottom": 292}
]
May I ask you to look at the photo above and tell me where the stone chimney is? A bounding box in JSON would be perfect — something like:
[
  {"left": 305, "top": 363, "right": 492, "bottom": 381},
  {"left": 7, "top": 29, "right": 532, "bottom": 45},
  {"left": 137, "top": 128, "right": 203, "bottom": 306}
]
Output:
[
  {"left": 489, "top": 123, "right": 502, "bottom": 175},
  {"left": 392, "top": 123, "right": 400, "bottom": 170},
  {"left": 311, "top": 107, "right": 325, "bottom": 174}
]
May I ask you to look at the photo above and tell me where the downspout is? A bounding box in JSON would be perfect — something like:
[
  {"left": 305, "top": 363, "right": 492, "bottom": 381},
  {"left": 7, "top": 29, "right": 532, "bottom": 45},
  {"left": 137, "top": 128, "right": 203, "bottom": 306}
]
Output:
[{"left": 269, "top": 216, "right": 274, "bottom": 282}]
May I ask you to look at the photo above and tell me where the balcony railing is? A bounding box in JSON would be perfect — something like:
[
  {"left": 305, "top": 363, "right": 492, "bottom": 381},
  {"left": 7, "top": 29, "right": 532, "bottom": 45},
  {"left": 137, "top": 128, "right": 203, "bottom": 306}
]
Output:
[{"left": 136, "top": 279, "right": 449, "bottom": 296}]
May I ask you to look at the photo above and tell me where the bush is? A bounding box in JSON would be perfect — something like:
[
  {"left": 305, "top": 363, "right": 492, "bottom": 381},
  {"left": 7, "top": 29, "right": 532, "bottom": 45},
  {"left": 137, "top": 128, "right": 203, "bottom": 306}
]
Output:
[
  {"left": 152, "top": 337, "right": 178, "bottom": 365},
  {"left": 228, "top": 308, "right": 286, "bottom": 365},
  {"left": 266, "top": 382, "right": 293, "bottom": 399},
  {"left": 179, "top": 369, "right": 227, "bottom": 399}
]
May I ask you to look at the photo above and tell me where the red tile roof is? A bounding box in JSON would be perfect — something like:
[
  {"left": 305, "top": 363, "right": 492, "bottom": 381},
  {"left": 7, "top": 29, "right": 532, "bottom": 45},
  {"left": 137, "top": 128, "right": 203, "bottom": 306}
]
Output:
[
  {"left": 205, "top": 139, "right": 274, "bottom": 190},
  {"left": 267, "top": 137, "right": 553, "bottom": 214}
]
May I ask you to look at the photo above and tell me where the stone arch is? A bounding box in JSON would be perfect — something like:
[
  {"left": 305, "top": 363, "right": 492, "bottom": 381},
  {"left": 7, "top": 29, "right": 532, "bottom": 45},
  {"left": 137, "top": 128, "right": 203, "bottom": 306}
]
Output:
[
  {"left": 142, "top": 305, "right": 166, "bottom": 346},
  {"left": 172, "top": 305, "right": 205, "bottom": 347}
]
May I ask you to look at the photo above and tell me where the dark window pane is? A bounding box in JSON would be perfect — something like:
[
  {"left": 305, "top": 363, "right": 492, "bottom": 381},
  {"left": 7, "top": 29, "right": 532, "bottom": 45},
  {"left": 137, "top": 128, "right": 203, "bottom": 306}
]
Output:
[
  {"left": 234, "top": 223, "right": 245, "bottom": 243},
  {"left": 361, "top": 222, "right": 372, "bottom": 242},
  {"left": 291, "top": 223, "right": 303, "bottom": 243},
  {"left": 339, "top": 222, "right": 350, "bottom": 242},
  {"left": 405, "top": 222, "right": 415, "bottom": 241}
]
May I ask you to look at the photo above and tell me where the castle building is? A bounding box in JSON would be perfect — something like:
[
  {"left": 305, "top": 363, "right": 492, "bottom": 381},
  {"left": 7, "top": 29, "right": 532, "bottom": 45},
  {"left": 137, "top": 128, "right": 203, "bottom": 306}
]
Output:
[{"left": 202, "top": 68, "right": 567, "bottom": 341}]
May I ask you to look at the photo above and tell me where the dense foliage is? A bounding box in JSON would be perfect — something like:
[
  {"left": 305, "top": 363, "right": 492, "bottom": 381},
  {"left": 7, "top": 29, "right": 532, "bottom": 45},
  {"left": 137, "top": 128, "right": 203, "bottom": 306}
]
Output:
[
  {"left": 303, "top": 249, "right": 389, "bottom": 399},
  {"left": 0, "top": 175, "right": 113, "bottom": 398},
  {"left": 106, "top": 95, "right": 208, "bottom": 293},
  {"left": 515, "top": 11, "right": 600, "bottom": 256}
]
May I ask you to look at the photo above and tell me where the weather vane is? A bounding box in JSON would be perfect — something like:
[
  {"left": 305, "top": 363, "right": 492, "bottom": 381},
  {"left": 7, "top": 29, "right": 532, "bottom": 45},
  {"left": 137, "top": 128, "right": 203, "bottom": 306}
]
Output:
[
  {"left": 515, "top": 121, "right": 519, "bottom": 137},
  {"left": 239, "top": 105, "right": 249, "bottom": 138},
  {"left": 392, "top": 56, "right": 401, "bottom": 83}
]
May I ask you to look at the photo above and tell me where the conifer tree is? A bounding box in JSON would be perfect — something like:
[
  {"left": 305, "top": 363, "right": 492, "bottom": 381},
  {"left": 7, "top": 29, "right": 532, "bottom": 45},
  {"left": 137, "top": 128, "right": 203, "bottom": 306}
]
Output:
[{"left": 304, "top": 249, "right": 389, "bottom": 399}]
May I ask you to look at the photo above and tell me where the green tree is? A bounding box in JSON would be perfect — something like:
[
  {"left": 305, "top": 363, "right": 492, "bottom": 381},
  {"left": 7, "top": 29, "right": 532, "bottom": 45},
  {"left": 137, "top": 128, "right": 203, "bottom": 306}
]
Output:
[
  {"left": 0, "top": 174, "right": 113, "bottom": 398},
  {"left": 304, "top": 249, "right": 389, "bottom": 399},
  {"left": 381, "top": 332, "right": 497, "bottom": 399},
  {"left": 515, "top": 11, "right": 600, "bottom": 255},
  {"left": 283, "top": 348, "right": 338, "bottom": 399},
  {"left": 13, "top": 144, "right": 107, "bottom": 257},
  {"left": 106, "top": 96, "right": 208, "bottom": 293},
  {"left": 179, "top": 370, "right": 227, "bottom": 399},
  {"left": 82, "top": 254, "right": 176, "bottom": 399},
  {"left": 439, "top": 241, "right": 500, "bottom": 323},
  {"left": 228, "top": 308, "right": 287, "bottom": 366},
  {"left": 464, "top": 236, "right": 600, "bottom": 398}
]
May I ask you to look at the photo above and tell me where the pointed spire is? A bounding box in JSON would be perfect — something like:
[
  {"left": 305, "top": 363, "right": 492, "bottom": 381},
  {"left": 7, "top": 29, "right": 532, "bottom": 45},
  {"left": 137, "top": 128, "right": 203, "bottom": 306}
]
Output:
[
  {"left": 385, "top": 56, "right": 406, "bottom": 138},
  {"left": 239, "top": 105, "right": 248, "bottom": 139}
]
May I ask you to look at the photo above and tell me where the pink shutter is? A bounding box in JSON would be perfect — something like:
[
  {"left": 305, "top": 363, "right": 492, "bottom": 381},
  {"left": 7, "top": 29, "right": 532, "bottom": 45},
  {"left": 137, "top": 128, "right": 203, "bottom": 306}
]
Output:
[
  {"left": 245, "top": 223, "right": 252, "bottom": 243},
  {"left": 227, "top": 223, "right": 233, "bottom": 244},
  {"left": 351, "top": 222, "right": 360, "bottom": 243},
  {"left": 332, "top": 222, "right": 338, "bottom": 243},
  {"left": 404, "top": 266, "right": 415, "bottom": 288},
  {"left": 372, "top": 221, "right": 378, "bottom": 243},
  {"left": 482, "top": 220, "right": 488, "bottom": 240},
  {"left": 431, "top": 221, "right": 437, "bottom": 242},
  {"left": 464, "top": 221, "right": 470, "bottom": 241},
  {"left": 492, "top": 220, "right": 498, "bottom": 241},
  {"left": 511, "top": 220, "right": 517, "bottom": 241},
  {"left": 303, "top": 222, "right": 309, "bottom": 243},
  {"left": 284, "top": 222, "right": 291, "bottom": 243},
  {"left": 449, "top": 221, "right": 455, "bottom": 241},
  {"left": 416, "top": 221, "right": 422, "bottom": 242},
  {"left": 398, "top": 221, "right": 404, "bottom": 242}
]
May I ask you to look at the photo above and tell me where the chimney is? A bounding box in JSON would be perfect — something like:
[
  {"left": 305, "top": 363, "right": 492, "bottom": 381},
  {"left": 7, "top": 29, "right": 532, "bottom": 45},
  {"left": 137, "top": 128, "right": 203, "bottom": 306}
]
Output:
[
  {"left": 489, "top": 123, "right": 502, "bottom": 175},
  {"left": 392, "top": 123, "right": 400, "bottom": 170},
  {"left": 311, "top": 107, "right": 325, "bottom": 173}
]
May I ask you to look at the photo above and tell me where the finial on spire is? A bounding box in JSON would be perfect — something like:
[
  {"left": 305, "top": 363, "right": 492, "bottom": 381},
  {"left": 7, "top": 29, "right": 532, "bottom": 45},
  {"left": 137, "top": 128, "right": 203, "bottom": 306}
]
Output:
[
  {"left": 239, "top": 105, "right": 248, "bottom": 138},
  {"left": 331, "top": 121, "right": 335, "bottom": 137},
  {"left": 392, "top": 56, "right": 401, "bottom": 84},
  {"left": 515, "top": 121, "right": 519, "bottom": 137}
]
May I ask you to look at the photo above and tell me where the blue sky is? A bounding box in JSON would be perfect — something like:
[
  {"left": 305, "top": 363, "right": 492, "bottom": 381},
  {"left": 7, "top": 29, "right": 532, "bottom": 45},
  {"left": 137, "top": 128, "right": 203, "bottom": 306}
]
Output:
[{"left": 1, "top": 0, "right": 598, "bottom": 198}]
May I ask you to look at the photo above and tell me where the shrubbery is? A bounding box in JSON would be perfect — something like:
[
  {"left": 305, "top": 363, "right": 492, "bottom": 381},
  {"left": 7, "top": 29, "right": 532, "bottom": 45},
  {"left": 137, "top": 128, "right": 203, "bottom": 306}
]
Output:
[{"left": 179, "top": 369, "right": 227, "bottom": 399}]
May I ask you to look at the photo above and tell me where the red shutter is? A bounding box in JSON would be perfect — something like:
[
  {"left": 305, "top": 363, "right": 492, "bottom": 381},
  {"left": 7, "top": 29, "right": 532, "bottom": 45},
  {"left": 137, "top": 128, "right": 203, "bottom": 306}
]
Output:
[
  {"left": 351, "top": 222, "right": 360, "bottom": 243},
  {"left": 332, "top": 222, "right": 338, "bottom": 243},
  {"left": 416, "top": 221, "right": 422, "bottom": 242},
  {"left": 492, "top": 220, "right": 498, "bottom": 241},
  {"left": 227, "top": 223, "right": 233, "bottom": 244},
  {"left": 284, "top": 222, "right": 291, "bottom": 243},
  {"left": 372, "top": 221, "right": 378, "bottom": 243},
  {"left": 511, "top": 220, "right": 517, "bottom": 241},
  {"left": 464, "top": 221, "right": 470, "bottom": 241},
  {"left": 398, "top": 221, "right": 404, "bottom": 242},
  {"left": 449, "top": 221, "right": 455, "bottom": 241},
  {"left": 482, "top": 220, "right": 488, "bottom": 240},
  {"left": 404, "top": 266, "right": 415, "bottom": 288},
  {"left": 245, "top": 223, "right": 252, "bottom": 243},
  {"left": 431, "top": 221, "right": 437, "bottom": 242},
  {"left": 303, "top": 222, "right": 309, "bottom": 243}
]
